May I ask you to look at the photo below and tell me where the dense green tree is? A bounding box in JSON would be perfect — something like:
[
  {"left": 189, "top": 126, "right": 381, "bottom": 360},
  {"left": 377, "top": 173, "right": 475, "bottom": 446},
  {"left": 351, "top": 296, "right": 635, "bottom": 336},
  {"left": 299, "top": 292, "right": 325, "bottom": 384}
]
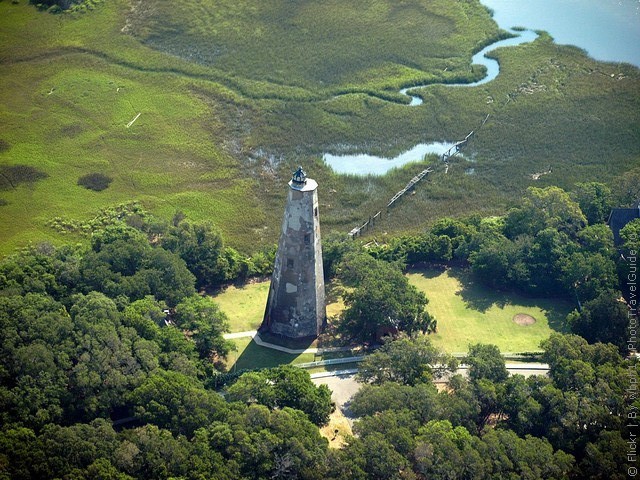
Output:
[
  {"left": 211, "top": 404, "right": 330, "bottom": 480},
  {"left": 468, "top": 234, "right": 519, "bottom": 289},
  {"left": 464, "top": 343, "right": 508, "bottom": 383},
  {"left": 173, "top": 295, "right": 231, "bottom": 360},
  {"left": 356, "top": 335, "right": 457, "bottom": 386},
  {"left": 38, "top": 420, "right": 120, "bottom": 478},
  {"left": 341, "top": 432, "right": 411, "bottom": 480},
  {"left": 433, "top": 375, "right": 481, "bottom": 434},
  {"left": 521, "top": 227, "right": 577, "bottom": 295},
  {"left": 161, "top": 221, "right": 226, "bottom": 288},
  {"left": 0, "top": 427, "right": 48, "bottom": 480},
  {"left": 349, "top": 382, "right": 438, "bottom": 423},
  {"left": 498, "top": 374, "right": 543, "bottom": 437},
  {"left": 0, "top": 244, "right": 67, "bottom": 298},
  {"left": 139, "top": 248, "right": 196, "bottom": 306},
  {"left": 568, "top": 290, "right": 629, "bottom": 351},
  {"left": 321, "top": 231, "right": 359, "bottom": 278},
  {"left": 338, "top": 253, "right": 434, "bottom": 342},
  {"left": 79, "top": 235, "right": 196, "bottom": 306},
  {"left": 430, "top": 217, "right": 478, "bottom": 251},
  {"left": 401, "top": 233, "right": 453, "bottom": 264},
  {"left": 620, "top": 218, "right": 640, "bottom": 253},
  {"left": 68, "top": 293, "right": 151, "bottom": 420},
  {"left": 121, "top": 297, "right": 166, "bottom": 341},
  {"left": 560, "top": 251, "right": 618, "bottom": 302},
  {"left": 129, "top": 370, "right": 228, "bottom": 437},
  {"left": 353, "top": 409, "right": 419, "bottom": 457},
  {"left": 572, "top": 181, "right": 613, "bottom": 225},
  {"left": 480, "top": 429, "right": 574, "bottom": 479},
  {"left": 504, "top": 186, "right": 587, "bottom": 238},
  {"left": 247, "top": 244, "right": 277, "bottom": 277},
  {"left": 369, "top": 233, "right": 452, "bottom": 264},
  {"left": 0, "top": 294, "right": 73, "bottom": 428},
  {"left": 577, "top": 223, "right": 615, "bottom": 255},
  {"left": 578, "top": 430, "right": 630, "bottom": 480},
  {"left": 116, "top": 425, "right": 192, "bottom": 480},
  {"left": 533, "top": 334, "right": 628, "bottom": 456},
  {"left": 413, "top": 420, "right": 485, "bottom": 479},
  {"left": 226, "top": 366, "right": 333, "bottom": 425},
  {"left": 77, "top": 458, "right": 134, "bottom": 480}
]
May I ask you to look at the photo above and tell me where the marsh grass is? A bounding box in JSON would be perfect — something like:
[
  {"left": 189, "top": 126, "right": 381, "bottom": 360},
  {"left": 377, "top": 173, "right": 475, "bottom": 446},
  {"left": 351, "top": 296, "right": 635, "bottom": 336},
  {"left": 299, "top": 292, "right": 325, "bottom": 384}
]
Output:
[{"left": 0, "top": 1, "right": 638, "bottom": 254}]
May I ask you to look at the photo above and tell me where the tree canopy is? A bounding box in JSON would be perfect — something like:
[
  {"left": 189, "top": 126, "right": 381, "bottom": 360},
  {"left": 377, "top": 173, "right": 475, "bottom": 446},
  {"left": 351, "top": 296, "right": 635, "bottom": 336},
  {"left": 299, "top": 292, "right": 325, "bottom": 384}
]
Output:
[{"left": 337, "top": 253, "right": 435, "bottom": 342}]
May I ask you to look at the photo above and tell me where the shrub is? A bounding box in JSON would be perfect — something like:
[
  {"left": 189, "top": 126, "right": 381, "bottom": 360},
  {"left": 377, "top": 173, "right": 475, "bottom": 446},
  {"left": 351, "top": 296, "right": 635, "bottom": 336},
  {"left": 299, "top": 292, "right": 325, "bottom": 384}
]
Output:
[{"left": 77, "top": 173, "right": 113, "bottom": 191}]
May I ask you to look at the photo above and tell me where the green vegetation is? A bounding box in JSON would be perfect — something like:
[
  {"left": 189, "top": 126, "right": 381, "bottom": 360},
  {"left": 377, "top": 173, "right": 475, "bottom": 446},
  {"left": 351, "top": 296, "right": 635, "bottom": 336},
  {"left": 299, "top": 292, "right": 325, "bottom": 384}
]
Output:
[
  {"left": 213, "top": 282, "right": 270, "bottom": 332},
  {"left": 1, "top": 2, "right": 638, "bottom": 477},
  {"left": 213, "top": 279, "right": 346, "bottom": 334},
  {"left": 1, "top": 0, "right": 637, "bottom": 257},
  {"left": 227, "top": 336, "right": 316, "bottom": 371},
  {"left": 337, "top": 252, "right": 435, "bottom": 342},
  {"left": 356, "top": 335, "right": 457, "bottom": 386},
  {"left": 345, "top": 334, "right": 631, "bottom": 479},
  {"left": 407, "top": 267, "right": 570, "bottom": 353},
  {"left": 226, "top": 365, "right": 333, "bottom": 425},
  {"left": 126, "top": 0, "right": 501, "bottom": 95},
  {"left": 77, "top": 172, "right": 112, "bottom": 191}
]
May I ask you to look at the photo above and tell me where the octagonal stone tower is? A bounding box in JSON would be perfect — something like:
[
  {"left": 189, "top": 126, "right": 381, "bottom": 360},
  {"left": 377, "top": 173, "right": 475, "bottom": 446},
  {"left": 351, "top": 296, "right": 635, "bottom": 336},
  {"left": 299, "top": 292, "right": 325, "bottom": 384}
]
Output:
[{"left": 260, "top": 167, "right": 326, "bottom": 339}]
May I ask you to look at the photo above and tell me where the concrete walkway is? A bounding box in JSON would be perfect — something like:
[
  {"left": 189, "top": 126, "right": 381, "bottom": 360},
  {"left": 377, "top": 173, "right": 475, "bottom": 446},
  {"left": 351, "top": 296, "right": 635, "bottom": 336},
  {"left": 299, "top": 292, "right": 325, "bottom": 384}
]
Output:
[
  {"left": 223, "top": 330, "right": 258, "bottom": 339},
  {"left": 310, "top": 363, "right": 550, "bottom": 381},
  {"left": 223, "top": 330, "right": 357, "bottom": 355}
]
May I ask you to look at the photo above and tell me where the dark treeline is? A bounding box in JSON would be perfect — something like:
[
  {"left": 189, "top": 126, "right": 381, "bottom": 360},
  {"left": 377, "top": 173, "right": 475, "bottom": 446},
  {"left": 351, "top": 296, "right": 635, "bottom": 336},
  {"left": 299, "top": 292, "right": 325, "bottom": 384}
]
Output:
[
  {"left": 0, "top": 209, "right": 334, "bottom": 478},
  {"left": 0, "top": 182, "right": 637, "bottom": 478},
  {"left": 345, "top": 334, "right": 632, "bottom": 479}
]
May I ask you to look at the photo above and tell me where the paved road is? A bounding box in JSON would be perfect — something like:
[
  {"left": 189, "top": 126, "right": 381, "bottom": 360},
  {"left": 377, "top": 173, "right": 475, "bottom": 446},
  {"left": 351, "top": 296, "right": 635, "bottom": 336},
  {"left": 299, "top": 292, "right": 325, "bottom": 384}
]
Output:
[{"left": 311, "top": 363, "right": 550, "bottom": 411}]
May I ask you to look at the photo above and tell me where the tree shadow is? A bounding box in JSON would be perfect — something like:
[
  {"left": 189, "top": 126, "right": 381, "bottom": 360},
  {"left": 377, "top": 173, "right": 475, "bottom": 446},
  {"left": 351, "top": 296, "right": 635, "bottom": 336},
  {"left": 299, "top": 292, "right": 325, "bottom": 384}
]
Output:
[
  {"left": 415, "top": 266, "right": 573, "bottom": 333},
  {"left": 543, "top": 303, "right": 572, "bottom": 333},
  {"left": 325, "top": 281, "right": 344, "bottom": 305},
  {"left": 453, "top": 268, "right": 510, "bottom": 313},
  {"left": 230, "top": 335, "right": 313, "bottom": 371},
  {"left": 413, "top": 263, "right": 447, "bottom": 279}
]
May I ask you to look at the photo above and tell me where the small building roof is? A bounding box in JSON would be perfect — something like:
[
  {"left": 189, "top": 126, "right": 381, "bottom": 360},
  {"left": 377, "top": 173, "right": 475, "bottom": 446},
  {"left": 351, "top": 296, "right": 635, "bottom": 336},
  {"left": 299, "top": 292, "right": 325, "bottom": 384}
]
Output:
[{"left": 608, "top": 204, "right": 640, "bottom": 245}]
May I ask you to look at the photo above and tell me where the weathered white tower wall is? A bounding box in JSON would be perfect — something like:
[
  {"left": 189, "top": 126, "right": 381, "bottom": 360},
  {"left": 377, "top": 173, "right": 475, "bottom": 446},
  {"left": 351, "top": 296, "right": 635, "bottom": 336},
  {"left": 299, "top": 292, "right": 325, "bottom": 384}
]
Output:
[{"left": 260, "top": 168, "right": 326, "bottom": 338}]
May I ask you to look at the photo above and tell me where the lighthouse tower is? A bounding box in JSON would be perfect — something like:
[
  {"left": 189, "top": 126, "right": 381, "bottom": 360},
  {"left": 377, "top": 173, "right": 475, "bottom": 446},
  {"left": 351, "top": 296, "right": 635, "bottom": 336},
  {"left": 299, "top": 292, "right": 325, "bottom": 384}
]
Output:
[{"left": 260, "top": 167, "right": 326, "bottom": 339}]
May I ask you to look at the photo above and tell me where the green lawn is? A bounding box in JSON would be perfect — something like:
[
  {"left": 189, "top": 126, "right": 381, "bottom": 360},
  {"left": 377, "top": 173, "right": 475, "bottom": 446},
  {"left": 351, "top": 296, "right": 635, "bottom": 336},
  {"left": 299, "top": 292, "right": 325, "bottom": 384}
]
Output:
[
  {"left": 212, "top": 279, "right": 345, "bottom": 333},
  {"left": 213, "top": 282, "right": 270, "bottom": 333},
  {"left": 226, "top": 337, "right": 316, "bottom": 371},
  {"left": 408, "top": 267, "right": 573, "bottom": 353},
  {"left": 217, "top": 267, "right": 573, "bottom": 365}
]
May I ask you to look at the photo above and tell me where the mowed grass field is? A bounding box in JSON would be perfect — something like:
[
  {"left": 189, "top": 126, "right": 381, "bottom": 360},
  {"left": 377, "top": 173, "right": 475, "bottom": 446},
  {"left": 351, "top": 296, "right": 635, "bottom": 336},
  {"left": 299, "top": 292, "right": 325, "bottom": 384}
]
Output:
[
  {"left": 213, "top": 280, "right": 346, "bottom": 333},
  {"left": 226, "top": 336, "right": 317, "bottom": 372},
  {"left": 214, "top": 267, "right": 571, "bottom": 371},
  {"left": 407, "top": 267, "right": 573, "bottom": 353},
  {"left": 213, "top": 280, "right": 350, "bottom": 370}
]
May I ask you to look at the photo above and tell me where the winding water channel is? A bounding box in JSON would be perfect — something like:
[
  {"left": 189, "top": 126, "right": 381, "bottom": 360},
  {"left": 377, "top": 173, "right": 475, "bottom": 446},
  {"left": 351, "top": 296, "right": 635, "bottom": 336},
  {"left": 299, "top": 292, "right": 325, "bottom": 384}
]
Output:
[
  {"left": 323, "top": 0, "right": 640, "bottom": 175},
  {"left": 399, "top": 28, "right": 538, "bottom": 106},
  {"left": 324, "top": 27, "right": 537, "bottom": 175}
]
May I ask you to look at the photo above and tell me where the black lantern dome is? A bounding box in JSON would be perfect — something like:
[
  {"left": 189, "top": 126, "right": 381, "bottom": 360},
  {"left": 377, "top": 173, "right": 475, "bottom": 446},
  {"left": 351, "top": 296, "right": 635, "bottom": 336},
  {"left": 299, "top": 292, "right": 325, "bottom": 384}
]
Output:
[{"left": 291, "top": 166, "right": 307, "bottom": 186}]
